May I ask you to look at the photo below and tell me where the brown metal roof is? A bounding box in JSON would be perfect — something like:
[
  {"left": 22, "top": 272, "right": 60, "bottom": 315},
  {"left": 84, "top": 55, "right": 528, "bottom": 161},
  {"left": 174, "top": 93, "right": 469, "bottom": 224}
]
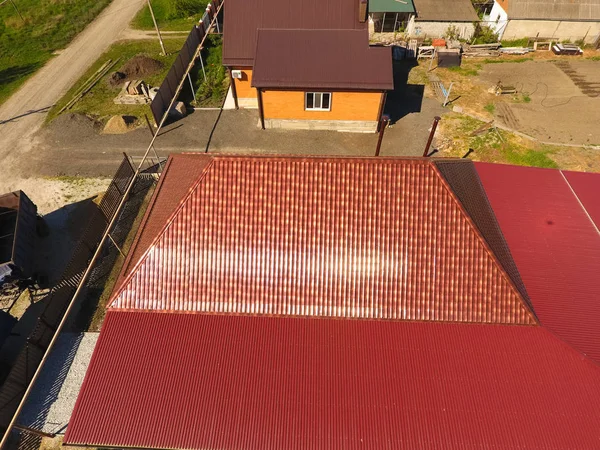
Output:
[
  {"left": 222, "top": 0, "right": 365, "bottom": 67},
  {"left": 109, "top": 155, "right": 535, "bottom": 325},
  {"left": 251, "top": 29, "right": 393, "bottom": 90},
  {"left": 412, "top": 0, "right": 479, "bottom": 21}
]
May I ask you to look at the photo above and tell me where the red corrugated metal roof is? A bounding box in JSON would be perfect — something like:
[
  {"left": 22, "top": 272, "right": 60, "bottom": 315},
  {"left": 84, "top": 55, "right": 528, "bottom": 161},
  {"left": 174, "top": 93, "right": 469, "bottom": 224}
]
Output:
[
  {"left": 563, "top": 169, "right": 600, "bottom": 230},
  {"left": 223, "top": 0, "right": 365, "bottom": 67},
  {"left": 109, "top": 156, "right": 535, "bottom": 325},
  {"left": 115, "top": 154, "right": 211, "bottom": 289},
  {"left": 476, "top": 162, "right": 600, "bottom": 363},
  {"left": 251, "top": 29, "right": 393, "bottom": 90},
  {"left": 64, "top": 310, "right": 600, "bottom": 449}
]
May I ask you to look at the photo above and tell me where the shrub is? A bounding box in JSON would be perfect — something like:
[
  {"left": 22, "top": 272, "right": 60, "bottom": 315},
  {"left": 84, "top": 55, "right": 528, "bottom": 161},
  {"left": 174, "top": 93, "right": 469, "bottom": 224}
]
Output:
[
  {"left": 444, "top": 25, "right": 461, "bottom": 41},
  {"left": 196, "top": 35, "right": 226, "bottom": 104},
  {"left": 471, "top": 23, "right": 499, "bottom": 44}
]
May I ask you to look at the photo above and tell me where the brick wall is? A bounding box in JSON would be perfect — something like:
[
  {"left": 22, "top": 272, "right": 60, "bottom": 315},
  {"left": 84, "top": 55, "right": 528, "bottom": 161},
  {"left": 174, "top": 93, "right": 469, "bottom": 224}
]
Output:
[
  {"left": 233, "top": 67, "right": 256, "bottom": 99},
  {"left": 262, "top": 90, "right": 383, "bottom": 121}
]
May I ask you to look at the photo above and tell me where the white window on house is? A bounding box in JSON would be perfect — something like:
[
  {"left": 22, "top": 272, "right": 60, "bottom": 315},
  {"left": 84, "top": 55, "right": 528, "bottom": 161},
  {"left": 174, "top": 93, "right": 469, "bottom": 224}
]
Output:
[{"left": 305, "top": 92, "right": 331, "bottom": 111}]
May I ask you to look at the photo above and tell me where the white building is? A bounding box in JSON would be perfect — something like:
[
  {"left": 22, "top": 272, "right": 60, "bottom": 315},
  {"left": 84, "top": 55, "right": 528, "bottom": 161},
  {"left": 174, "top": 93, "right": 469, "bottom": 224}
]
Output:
[{"left": 488, "top": 0, "right": 600, "bottom": 44}]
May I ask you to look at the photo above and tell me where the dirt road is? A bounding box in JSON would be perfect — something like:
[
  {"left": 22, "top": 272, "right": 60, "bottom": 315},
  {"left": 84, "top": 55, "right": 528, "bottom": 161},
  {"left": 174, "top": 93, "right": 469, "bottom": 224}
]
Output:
[{"left": 0, "top": 0, "right": 145, "bottom": 192}]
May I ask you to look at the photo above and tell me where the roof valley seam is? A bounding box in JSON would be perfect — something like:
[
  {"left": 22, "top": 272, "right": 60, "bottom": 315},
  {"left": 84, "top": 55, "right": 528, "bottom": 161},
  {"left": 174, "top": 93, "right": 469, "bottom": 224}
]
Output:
[
  {"left": 559, "top": 170, "right": 600, "bottom": 238},
  {"left": 430, "top": 163, "right": 537, "bottom": 325}
]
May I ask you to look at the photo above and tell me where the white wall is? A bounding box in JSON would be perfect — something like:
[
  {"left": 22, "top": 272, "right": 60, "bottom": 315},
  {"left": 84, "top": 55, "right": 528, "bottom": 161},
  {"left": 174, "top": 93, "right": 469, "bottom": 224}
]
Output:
[
  {"left": 408, "top": 21, "right": 476, "bottom": 39},
  {"left": 488, "top": 1, "right": 509, "bottom": 36},
  {"left": 503, "top": 20, "right": 600, "bottom": 43}
]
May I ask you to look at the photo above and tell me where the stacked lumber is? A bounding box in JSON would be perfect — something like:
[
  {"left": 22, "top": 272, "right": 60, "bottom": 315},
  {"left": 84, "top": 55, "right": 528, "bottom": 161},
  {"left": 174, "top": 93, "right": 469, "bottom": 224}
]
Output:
[{"left": 462, "top": 43, "right": 501, "bottom": 57}]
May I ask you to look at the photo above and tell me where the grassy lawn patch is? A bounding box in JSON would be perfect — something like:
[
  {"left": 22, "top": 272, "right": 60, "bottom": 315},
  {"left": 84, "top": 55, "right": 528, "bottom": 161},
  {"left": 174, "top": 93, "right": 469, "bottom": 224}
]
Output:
[
  {"left": 500, "top": 38, "right": 530, "bottom": 47},
  {"left": 0, "top": 0, "right": 111, "bottom": 106},
  {"left": 484, "top": 102, "right": 495, "bottom": 114},
  {"left": 132, "top": 0, "right": 208, "bottom": 31},
  {"left": 448, "top": 66, "right": 479, "bottom": 76},
  {"left": 483, "top": 57, "right": 534, "bottom": 64},
  {"left": 438, "top": 113, "right": 562, "bottom": 169},
  {"left": 47, "top": 39, "right": 185, "bottom": 124}
]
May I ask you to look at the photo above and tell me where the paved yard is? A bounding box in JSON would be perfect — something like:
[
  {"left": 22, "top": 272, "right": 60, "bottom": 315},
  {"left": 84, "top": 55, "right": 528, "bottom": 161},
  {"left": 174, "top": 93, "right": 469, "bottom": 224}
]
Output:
[{"left": 21, "top": 95, "right": 445, "bottom": 179}]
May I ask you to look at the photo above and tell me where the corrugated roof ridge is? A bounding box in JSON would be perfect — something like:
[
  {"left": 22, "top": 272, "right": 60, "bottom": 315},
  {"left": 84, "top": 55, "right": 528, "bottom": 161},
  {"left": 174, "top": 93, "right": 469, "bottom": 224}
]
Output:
[
  {"left": 107, "top": 156, "right": 216, "bottom": 310},
  {"left": 430, "top": 162, "right": 538, "bottom": 325}
]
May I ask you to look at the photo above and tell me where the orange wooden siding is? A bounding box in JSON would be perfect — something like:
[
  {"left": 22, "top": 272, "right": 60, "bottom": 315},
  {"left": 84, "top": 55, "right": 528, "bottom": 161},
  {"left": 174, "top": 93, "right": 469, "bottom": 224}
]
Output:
[
  {"left": 262, "top": 91, "right": 383, "bottom": 121},
  {"left": 233, "top": 67, "right": 256, "bottom": 99}
]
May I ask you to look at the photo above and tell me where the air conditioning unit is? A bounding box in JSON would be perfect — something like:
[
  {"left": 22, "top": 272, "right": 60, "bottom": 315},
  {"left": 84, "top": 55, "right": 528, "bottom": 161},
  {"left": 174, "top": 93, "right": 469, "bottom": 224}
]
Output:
[{"left": 231, "top": 70, "right": 243, "bottom": 79}]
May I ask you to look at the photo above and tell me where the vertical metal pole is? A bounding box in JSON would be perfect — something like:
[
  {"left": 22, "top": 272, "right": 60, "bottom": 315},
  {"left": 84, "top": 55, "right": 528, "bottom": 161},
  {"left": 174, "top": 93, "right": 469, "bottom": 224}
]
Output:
[
  {"left": 428, "top": 48, "right": 436, "bottom": 71},
  {"left": 423, "top": 116, "right": 441, "bottom": 157},
  {"left": 443, "top": 82, "right": 453, "bottom": 106},
  {"left": 199, "top": 53, "right": 207, "bottom": 82},
  {"left": 382, "top": 12, "right": 386, "bottom": 33},
  {"left": 188, "top": 73, "right": 196, "bottom": 102},
  {"left": 214, "top": 3, "right": 220, "bottom": 33},
  {"left": 147, "top": 0, "right": 167, "bottom": 56},
  {"left": 375, "top": 115, "right": 390, "bottom": 156},
  {"left": 144, "top": 114, "right": 164, "bottom": 171},
  {"left": 257, "top": 89, "right": 265, "bottom": 130}
]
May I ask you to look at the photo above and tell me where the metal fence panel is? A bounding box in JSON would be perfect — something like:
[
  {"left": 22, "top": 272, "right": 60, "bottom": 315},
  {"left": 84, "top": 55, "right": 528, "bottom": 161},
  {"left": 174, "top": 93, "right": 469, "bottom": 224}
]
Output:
[
  {"left": 0, "top": 154, "right": 136, "bottom": 433},
  {"left": 148, "top": 1, "right": 219, "bottom": 125}
]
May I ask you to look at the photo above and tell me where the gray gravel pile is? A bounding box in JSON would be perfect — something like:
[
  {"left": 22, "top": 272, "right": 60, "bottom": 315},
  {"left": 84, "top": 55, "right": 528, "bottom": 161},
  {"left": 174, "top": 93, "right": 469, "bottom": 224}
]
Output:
[{"left": 17, "top": 332, "right": 99, "bottom": 434}]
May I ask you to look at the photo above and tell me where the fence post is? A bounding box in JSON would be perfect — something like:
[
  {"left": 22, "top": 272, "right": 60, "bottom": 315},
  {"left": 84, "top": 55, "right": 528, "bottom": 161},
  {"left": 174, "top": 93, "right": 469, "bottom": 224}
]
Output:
[{"left": 423, "top": 116, "right": 441, "bottom": 157}]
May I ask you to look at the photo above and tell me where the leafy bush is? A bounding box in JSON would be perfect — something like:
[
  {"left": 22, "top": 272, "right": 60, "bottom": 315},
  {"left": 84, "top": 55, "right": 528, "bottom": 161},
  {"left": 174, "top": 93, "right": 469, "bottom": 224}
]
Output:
[
  {"left": 168, "top": 0, "right": 207, "bottom": 19},
  {"left": 471, "top": 23, "right": 499, "bottom": 44},
  {"left": 195, "top": 35, "right": 226, "bottom": 105},
  {"left": 444, "top": 25, "right": 461, "bottom": 41}
]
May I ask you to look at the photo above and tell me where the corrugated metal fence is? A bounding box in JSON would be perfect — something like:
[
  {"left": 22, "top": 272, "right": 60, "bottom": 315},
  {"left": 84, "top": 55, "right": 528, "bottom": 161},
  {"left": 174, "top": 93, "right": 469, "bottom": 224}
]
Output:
[
  {"left": 149, "top": 0, "right": 222, "bottom": 124},
  {"left": 0, "top": 156, "right": 136, "bottom": 431}
]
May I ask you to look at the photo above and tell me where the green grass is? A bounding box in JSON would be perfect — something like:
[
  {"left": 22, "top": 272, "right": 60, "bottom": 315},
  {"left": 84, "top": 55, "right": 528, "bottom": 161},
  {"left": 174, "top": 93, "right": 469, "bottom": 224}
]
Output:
[
  {"left": 0, "top": 0, "right": 112, "bottom": 106},
  {"left": 588, "top": 55, "right": 600, "bottom": 61},
  {"left": 484, "top": 102, "right": 495, "bottom": 114},
  {"left": 500, "top": 38, "right": 530, "bottom": 48},
  {"left": 522, "top": 94, "right": 531, "bottom": 103},
  {"left": 131, "top": 0, "right": 209, "bottom": 31},
  {"left": 447, "top": 66, "right": 479, "bottom": 76},
  {"left": 47, "top": 39, "right": 185, "bottom": 123},
  {"left": 501, "top": 146, "right": 558, "bottom": 168},
  {"left": 483, "top": 57, "right": 534, "bottom": 64},
  {"left": 450, "top": 114, "right": 559, "bottom": 169}
]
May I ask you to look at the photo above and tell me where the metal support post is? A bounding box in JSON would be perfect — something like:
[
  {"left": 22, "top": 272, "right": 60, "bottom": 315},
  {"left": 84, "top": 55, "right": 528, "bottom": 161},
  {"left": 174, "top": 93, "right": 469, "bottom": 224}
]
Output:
[
  {"left": 423, "top": 116, "right": 441, "bottom": 157},
  {"left": 375, "top": 115, "right": 390, "bottom": 156},
  {"left": 144, "top": 114, "right": 164, "bottom": 172},
  {"left": 107, "top": 233, "right": 125, "bottom": 258},
  {"left": 443, "top": 82, "right": 453, "bottom": 106},
  {"left": 199, "top": 53, "right": 207, "bottom": 82},
  {"left": 148, "top": 0, "right": 167, "bottom": 56},
  {"left": 188, "top": 73, "right": 196, "bottom": 102}
]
